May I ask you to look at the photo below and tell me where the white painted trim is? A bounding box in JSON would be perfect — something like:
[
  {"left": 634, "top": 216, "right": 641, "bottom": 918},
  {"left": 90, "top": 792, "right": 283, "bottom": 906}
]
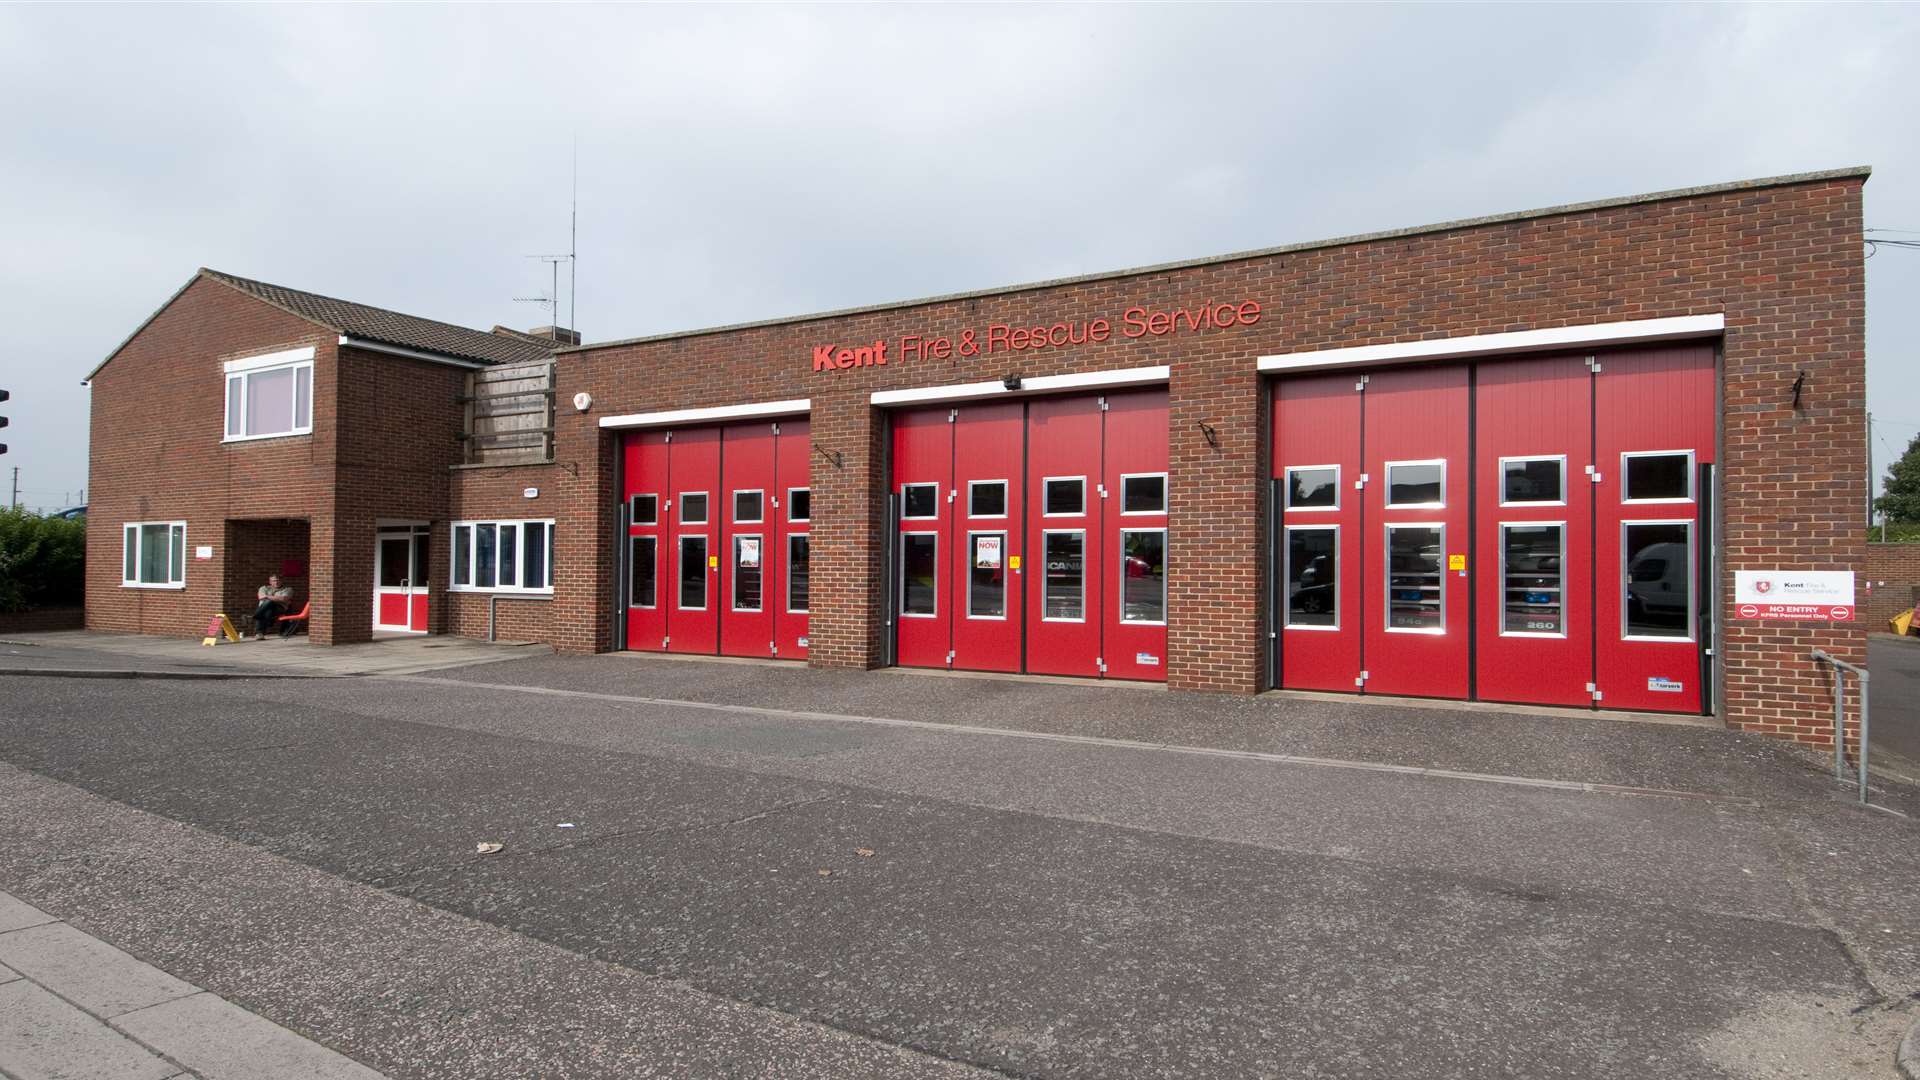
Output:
[
  {"left": 869, "top": 365, "right": 1170, "bottom": 406},
  {"left": 338, "top": 336, "right": 487, "bottom": 370},
  {"left": 1256, "top": 314, "right": 1724, "bottom": 373},
  {"left": 598, "top": 398, "right": 810, "bottom": 430},
  {"left": 223, "top": 346, "right": 316, "bottom": 374}
]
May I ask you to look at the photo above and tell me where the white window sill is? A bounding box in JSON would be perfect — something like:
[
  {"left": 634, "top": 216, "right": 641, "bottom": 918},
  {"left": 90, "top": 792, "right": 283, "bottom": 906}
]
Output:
[
  {"left": 223, "top": 430, "right": 313, "bottom": 445},
  {"left": 447, "top": 587, "right": 554, "bottom": 598},
  {"left": 120, "top": 582, "right": 186, "bottom": 590}
]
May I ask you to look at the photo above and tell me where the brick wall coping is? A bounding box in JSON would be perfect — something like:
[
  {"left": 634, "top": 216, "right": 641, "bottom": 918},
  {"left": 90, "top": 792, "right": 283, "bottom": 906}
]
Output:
[
  {"left": 561, "top": 166, "right": 1870, "bottom": 355},
  {"left": 1257, "top": 313, "right": 1725, "bottom": 372}
]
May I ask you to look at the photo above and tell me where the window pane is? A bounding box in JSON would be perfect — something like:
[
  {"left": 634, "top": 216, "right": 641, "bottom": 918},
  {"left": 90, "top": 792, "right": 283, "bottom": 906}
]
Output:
[
  {"left": 1625, "top": 454, "right": 1690, "bottom": 501},
  {"left": 1043, "top": 531, "right": 1084, "bottom": 620},
  {"left": 1287, "top": 468, "right": 1338, "bottom": 509},
  {"left": 498, "top": 524, "right": 518, "bottom": 587},
  {"left": 225, "top": 376, "right": 242, "bottom": 437},
  {"left": 124, "top": 526, "right": 138, "bottom": 581},
  {"left": 294, "top": 365, "right": 312, "bottom": 429},
  {"left": 413, "top": 533, "right": 430, "bottom": 583},
  {"left": 1625, "top": 523, "right": 1691, "bottom": 637},
  {"left": 630, "top": 494, "right": 658, "bottom": 525},
  {"left": 789, "top": 489, "right": 811, "bottom": 522},
  {"left": 901, "top": 534, "right": 937, "bottom": 615},
  {"left": 379, "top": 537, "right": 410, "bottom": 587},
  {"left": 1387, "top": 463, "right": 1444, "bottom": 506},
  {"left": 902, "top": 484, "right": 938, "bottom": 519},
  {"left": 1386, "top": 525, "right": 1443, "bottom": 631},
  {"left": 1120, "top": 530, "right": 1166, "bottom": 623},
  {"left": 733, "top": 535, "right": 763, "bottom": 611},
  {"left": 679, "top": 536, "right": 708, "bottom": 609},
  {"left": 476, "top": 524, "right": 497, "bottom": 588},
  {"left": 1502, "top": 459, "right": 1563, "bottom": 503},
  {"left": 1123, "top": 476, "right": 1166, "bottom": 514},
  {"left": 1285, "top": 528, "right": 1337, "bottom": 627},
  {"left": 629, "top": 536, "right": 656, "bottom": 607},
  {"left": 453, "top": 526, "right": 471, "bottom": 585},
  {"left": 968, "top": 533, "right": 1006, "bottom": 618},
  {"left": 1502, "top": 525, "right": 1563, "bottom": 634},
  {"left": 168, "top": 525, "right": 185, "bottom": 583},
  {"left": 523, "top": 522, "right": 548, "bottom": 590},
  {"left": 139, "top": 524, "right": 168, "bottom": 584},
  {"left": 734, "top": 491, "right": 763, "bottom": 523},
  {"left": 680, "top": 493, "right": 709, "bottom": 524},
  {"left": 1044, "top": 479, "right": 1084, "bottom": 516},
  {"left": 787, "top": 534, "right": 810, "bottom": 612},
  {"left": 969, "top": 481, "right": 1007, "bottom": 518},
  {"left": 244, "top": 366, "right": 296, "bottom": 436}
]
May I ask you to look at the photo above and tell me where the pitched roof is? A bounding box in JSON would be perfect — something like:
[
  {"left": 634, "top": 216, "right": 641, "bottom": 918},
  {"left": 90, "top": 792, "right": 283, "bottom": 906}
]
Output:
[{"left": 200, "top": 269, "right": 559, "bottom": 365}]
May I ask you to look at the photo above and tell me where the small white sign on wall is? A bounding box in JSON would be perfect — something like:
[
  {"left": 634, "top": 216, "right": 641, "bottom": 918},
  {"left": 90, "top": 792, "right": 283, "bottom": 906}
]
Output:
[
  {"left": 523, "top": 487, "right": 539, "bottom": 499},
  {"left": 195, "top": 546, "right": 214, "bottom": 560}
]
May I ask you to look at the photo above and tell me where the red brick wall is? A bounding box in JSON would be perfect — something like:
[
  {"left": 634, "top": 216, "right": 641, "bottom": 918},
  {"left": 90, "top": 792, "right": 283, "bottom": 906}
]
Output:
[
  {"left": 87, "top": 277, "right": 339, "bottom": 640},
  {"left": 1866, "top": 543, "right": 1920, "bottom": 628},
  {"left": 554, "top": 174, "right": 1867, "bottom": 748},
  {"left": 0, "top": 608, "right": 86, "bottom": 635},
  {"left": 445, "top": 461, "right": 568, "bottom": 642}
]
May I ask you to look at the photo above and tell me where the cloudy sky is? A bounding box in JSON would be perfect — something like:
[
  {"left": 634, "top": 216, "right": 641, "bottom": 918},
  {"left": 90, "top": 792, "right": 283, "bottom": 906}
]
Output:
[{"left": 2, "top": 4, "right": 1915, "bottom": 511}]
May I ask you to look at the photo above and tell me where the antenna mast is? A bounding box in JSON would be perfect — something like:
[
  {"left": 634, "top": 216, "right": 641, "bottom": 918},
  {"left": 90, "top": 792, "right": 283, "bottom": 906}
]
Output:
[{"left": 571, "top": 136, "right": 578, "bottom": 335}]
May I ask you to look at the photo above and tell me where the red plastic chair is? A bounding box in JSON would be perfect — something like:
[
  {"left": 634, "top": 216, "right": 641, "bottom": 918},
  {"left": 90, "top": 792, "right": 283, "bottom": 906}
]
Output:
[{"left": 275, "top": 600, "right": 311, "bottom": 636}]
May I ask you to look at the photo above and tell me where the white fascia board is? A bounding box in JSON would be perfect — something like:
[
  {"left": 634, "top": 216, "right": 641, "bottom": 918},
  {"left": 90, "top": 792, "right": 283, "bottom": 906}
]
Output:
[
  {"left": 870, "top": 365, "right": 1170, "bottom": 407},
  {"left": 1256, "top": 314, "right": 1725, "bottom": 374},
  {"left": 338, "top": 336, "right": 488, "bottom": 370},
  {"left": 223, "top": 345, "right": 316, "bottom": 374},
  {"left": 598, "top": 398, "right": 811, "bottom": 430}
]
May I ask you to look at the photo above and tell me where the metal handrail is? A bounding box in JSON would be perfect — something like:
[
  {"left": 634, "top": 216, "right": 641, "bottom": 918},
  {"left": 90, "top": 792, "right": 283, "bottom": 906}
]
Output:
[{"left": 1810, "top": 649, "right": 1870, "bottom": 805}]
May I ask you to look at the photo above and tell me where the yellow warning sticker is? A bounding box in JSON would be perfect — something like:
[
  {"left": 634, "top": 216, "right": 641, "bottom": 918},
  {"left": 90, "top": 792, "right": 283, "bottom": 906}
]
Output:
[
  {"left": 1009, "top": 555, "right": 1022, "bottom": 571},
  {"left": 1448, "top": 554, "right": 1467, "bottom": 571},
  {"left": 708, "top": 555, "right": 719, "bottom": 569}
]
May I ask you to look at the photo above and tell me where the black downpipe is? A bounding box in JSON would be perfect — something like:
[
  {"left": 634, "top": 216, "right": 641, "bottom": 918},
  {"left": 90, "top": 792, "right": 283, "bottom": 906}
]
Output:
[
  {"left": 1697, "top": 461, "right": 1715, "bottom": 716},
  {"left": 1269, "top": 477, "right": 1283, "bottom": 690},
  {"left": 880, "top": 412, "right": 898, "bottom": 669},
  {"left": 612, "top": 436, "right": 628, "bottom": 652}
]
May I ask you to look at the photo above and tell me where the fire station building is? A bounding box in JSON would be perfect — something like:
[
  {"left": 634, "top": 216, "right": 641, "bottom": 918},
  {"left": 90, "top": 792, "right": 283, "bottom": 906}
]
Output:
[{"left": 85, "top": 167, "right": 1870, "bottom": 749}]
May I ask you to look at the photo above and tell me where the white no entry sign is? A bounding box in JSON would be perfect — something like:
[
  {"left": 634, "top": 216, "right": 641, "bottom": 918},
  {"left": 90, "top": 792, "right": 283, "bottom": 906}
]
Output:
[{"left": 1733, "top": 571, "right": 1855, "bottom": 621}]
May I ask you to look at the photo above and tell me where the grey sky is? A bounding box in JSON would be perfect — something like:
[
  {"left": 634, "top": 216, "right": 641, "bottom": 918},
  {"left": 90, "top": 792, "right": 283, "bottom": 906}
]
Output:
[{"left": 2, "top": 4, "right": 1915, "bottom": 511}]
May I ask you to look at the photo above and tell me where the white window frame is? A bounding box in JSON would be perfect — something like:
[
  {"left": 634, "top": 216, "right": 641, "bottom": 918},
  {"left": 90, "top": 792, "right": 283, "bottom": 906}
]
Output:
[
  {"left": 628, "top": 534, "right": 658, "bottom": 609},
  {"left": 629, "top": 493, "right": 659, "bottom": 525},
  {"left": 1620, "top": 450, "right": 1696, "bottom": 504},
  {"left": 899, "top": 531, "right": 939, "bottom": 618},
  {"left": 121, "top": 520, "right": 187, "bottom": 589},
  {"left": 899, "top": 482, "right": 940, "bottom": 521},
  {"left": 677, "top": 534, "right": 710, "bottom": 611},
  {"left": 222, "top": 347, "right": 314, "bottom": 443},
  {"left": 1042, "top": 476, "right": 1087, "bottom": 518},
  {"left": 1041, "top": 528, "right": 1087, "bottom": 623},
  {"left": 965, "top": 529, "right": 1009, "bottom": 621},
  {"left": 1383, "top": 522, "right": 1446, "bottom": 635},
  {"left": 1498, "top": 455, "right": 1568, "bottom": 507},
  {"left": 787, "top": 487, "right": 811, "bottom": 523},
  {"left": 1497, "top": 521, "right": 1568, "bottom": 639},
  {"left": 786, "top": 533, "right": 811, "bottom": 614},
  {"left": 967, "top": 479, "right": 1009, "bottom": 520},
  {"left": 1282, "top": 523, "right": 1340, "bottom": 631},
  {"left": 1117, "top": 527, "right": 1167, "bottom": 626},
  {"left": 1119, "top": 473, "right": 1169, "bottom": 517},
  {"left": 732, "top": 489, "right": 765, "bottom": 525},
  {"left": 1384, "top": 459, "right": 1447, "bottom": 510},
  {"left": 1284, "top": 465, "right": 1341, "bottom": 512},
  {"left": 678, "top": 491, "right": 711, "bottom": 525},
  {"left": 449, "top": 519, "right": 554, "bottom": 595},
  {"left": 1621, "top": 519, "right": 1696, "bottom": 643},
  {"left": 731, "top": 533, "right": 764, "bottom": 613}
]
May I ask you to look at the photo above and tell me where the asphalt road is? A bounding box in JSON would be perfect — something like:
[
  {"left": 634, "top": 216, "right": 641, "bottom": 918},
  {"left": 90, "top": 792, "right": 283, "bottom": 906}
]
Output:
[{"left": 0, "top": 655, "right": 1915, "bottom": 1078}]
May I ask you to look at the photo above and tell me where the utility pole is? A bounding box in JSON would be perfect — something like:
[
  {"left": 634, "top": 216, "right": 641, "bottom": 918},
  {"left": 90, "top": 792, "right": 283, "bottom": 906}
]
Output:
[
  {"left": 1869, "top": 412, "right": 1881, "bottom": 542},
  {"left": 9, "top": 467, "right": 17, "bottom": 509}
]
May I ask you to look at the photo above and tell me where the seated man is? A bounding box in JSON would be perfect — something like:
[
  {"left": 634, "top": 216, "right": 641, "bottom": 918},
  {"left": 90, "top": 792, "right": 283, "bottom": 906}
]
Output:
[{"left": 253, "top": 574, "right": 294, "bottom": 639}]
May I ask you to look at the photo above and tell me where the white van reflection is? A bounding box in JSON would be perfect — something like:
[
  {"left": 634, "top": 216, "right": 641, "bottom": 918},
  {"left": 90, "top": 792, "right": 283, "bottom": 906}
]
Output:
[{"left": 1627, "top": 541, "right": 1689, "bottom": 633}]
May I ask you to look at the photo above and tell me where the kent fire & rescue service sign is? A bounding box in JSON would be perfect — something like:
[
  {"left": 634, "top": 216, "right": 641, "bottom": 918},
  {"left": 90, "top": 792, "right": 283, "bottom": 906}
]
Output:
[{"left": 1733, "top": 571, "right": 1855, "bottom": 621}]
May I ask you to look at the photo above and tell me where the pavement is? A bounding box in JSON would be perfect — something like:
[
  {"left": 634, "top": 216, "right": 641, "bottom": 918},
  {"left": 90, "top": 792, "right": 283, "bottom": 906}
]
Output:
[
  {"left": 1870, "top": 634, "right": 1920, "bottom": 772},
  {"left": 0, "top": 637, "right": 1916, "bottom": 1077},
  {"left": 0, "top": 891, "right": 382, "bottom": 1080}
]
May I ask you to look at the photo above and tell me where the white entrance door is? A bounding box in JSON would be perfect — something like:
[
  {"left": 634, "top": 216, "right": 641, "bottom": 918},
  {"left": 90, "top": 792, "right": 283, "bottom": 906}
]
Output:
[{"left": 373, "top": 526, "right": 430, "bottom": 633}]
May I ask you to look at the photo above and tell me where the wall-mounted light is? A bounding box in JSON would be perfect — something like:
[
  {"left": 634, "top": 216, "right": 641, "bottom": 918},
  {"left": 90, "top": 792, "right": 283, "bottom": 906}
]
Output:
[{"left": 1197, "top": 421, "right": 1220, "bottom": 450}]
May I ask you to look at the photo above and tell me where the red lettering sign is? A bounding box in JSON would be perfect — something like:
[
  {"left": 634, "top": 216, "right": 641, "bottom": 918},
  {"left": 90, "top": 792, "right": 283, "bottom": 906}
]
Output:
[{"left": 810, "top": 299, "right": 1259, "bottom": 374}]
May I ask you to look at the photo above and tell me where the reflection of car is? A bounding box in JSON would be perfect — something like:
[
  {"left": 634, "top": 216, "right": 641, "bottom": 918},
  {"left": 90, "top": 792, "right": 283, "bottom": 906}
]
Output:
[
  {"left": 1124, "top": 554, "right": 1153, "bottom": 578},
  {"left": 1292, "top": 554, "right": 1334, "bottom": 613},
  {"left": 1627, "top": 542, "right": 1689, "bottom": 627}
]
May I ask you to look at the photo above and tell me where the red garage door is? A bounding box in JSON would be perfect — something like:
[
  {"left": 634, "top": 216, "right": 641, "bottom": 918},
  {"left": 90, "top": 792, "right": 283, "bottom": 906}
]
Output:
[
  {"left": 621, "top": 419, "right": 809, "bottom": 659},
  {"left": 891, "top": 389, "right": 1168, "bottom": 681},
  {"left": 1272, "top": 343, "right": 1713, "bottom": 714}
]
